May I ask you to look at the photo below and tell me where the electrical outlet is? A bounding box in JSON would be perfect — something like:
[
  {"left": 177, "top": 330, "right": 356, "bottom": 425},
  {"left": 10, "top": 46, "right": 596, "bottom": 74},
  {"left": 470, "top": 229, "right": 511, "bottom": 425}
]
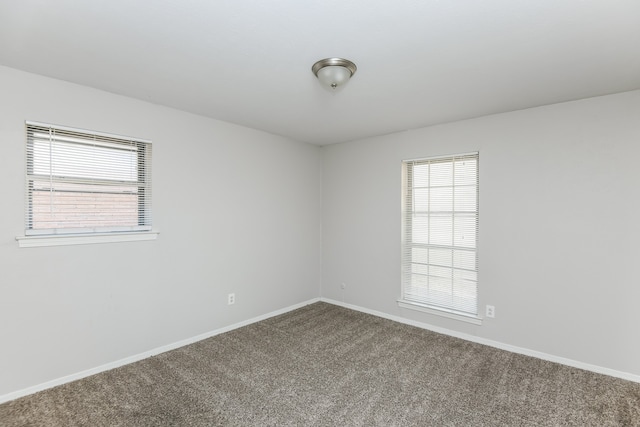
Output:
[
  {"left": 228, "top": 293, "right": 235, "bottom": 305},
  {"left": 486, "top": 305, "right": 495, "bottom": 318}
]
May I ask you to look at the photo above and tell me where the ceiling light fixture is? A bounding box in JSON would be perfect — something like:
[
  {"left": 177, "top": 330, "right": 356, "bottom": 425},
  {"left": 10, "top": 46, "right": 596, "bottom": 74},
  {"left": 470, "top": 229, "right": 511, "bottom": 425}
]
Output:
[{"left": 312, "top": 58, "right": 357, "bottom": 91}]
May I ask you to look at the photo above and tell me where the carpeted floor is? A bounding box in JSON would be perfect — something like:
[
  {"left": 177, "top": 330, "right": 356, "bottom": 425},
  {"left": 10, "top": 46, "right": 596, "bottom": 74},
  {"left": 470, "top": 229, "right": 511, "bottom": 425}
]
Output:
[{"left": 1, "top": 302, "right": 639, "bottom": 426}]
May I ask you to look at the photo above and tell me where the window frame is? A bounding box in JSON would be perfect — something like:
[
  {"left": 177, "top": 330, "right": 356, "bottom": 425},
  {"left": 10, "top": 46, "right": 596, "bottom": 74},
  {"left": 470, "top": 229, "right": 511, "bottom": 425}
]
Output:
[
  {"left": 398, "top": 152, "right": 481, "bottom": 325},
  {"left": 17, "top": 121, "right": 158, "bottom": 247}
]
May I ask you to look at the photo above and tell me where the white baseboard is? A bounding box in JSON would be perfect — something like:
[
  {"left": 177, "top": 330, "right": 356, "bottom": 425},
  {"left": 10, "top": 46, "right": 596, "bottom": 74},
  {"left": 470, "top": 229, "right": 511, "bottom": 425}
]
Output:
[
  {"left": 0, "top": 298, "right": 321, "bottom": 404},
  {"left": 321, "top": 298, "right": 640, "bottom": 384}
]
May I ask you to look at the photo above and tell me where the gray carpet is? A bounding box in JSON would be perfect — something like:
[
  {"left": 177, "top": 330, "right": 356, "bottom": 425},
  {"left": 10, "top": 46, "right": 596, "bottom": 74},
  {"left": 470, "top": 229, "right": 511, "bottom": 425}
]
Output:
[{"left": 1, "top": 302, "right": 639, "bottom": 426}]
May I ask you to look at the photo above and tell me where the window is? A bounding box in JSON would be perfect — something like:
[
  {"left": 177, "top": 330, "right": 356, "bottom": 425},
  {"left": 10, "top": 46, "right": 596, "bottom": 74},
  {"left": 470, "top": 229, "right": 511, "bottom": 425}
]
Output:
[
  {"left": 23, "top": 122, "right": 152, "bottom": 239},
  {"left": 400, "top": 153, "right": 479, "bottom": 322}
]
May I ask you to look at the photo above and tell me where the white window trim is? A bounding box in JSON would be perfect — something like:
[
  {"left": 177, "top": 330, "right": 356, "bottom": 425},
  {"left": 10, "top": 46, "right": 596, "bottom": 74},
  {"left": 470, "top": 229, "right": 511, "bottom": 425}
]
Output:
[
  {"left": 20, "top": 121, "right": 154, "bottom": 246},
  {"left": 16, "top": 230, "right": 159, "bottom": 248},
  {"left": 401, "top": 152, "right": 480, "bottom": 321},
  {"left": 397, "top": 299, "right": 483, "bottom": 325}
]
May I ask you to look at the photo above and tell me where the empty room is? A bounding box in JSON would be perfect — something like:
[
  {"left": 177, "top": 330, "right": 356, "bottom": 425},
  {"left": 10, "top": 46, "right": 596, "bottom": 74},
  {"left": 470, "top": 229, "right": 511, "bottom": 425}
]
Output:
[{"left": 1, "top": 1, "right": 639, "bottom": 425}]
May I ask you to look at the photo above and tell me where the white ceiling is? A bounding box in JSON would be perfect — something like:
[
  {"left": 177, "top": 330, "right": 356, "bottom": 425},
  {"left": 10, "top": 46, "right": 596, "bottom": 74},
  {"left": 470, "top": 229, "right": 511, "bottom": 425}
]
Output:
[{"left": 1, "top": 1, "right": 639, "bottom": 145}]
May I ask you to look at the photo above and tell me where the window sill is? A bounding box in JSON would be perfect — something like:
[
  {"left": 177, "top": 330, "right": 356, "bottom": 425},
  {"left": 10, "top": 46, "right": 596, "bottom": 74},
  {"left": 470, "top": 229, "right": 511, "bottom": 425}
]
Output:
[
  {"left": 397, "top": 299, "right": 483, "bottom": 325},
  {"left": 16, "top": 231, "right": 159, "bottom": 248}
]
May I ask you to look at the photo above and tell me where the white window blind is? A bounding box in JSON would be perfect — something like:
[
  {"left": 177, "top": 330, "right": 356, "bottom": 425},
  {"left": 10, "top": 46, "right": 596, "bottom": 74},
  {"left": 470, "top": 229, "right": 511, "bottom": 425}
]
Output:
[
  {"left": 401, "top": 153, "right": 478, "bottom": 317},
  {"left": 25, "top": 122, "right": 152, "bottom": 236}
]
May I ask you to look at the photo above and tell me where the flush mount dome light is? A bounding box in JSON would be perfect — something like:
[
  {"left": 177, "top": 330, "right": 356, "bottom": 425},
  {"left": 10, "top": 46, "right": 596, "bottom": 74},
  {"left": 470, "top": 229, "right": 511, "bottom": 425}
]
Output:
[{"left": 312, "top": 58, "right": 357, "bottom": 91}]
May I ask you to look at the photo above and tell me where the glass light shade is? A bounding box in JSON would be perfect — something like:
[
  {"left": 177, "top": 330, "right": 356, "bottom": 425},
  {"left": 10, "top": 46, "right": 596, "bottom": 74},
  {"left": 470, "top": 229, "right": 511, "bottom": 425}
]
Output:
[{"left": 316, "top": 65, "right": 353, "bottom": 91}]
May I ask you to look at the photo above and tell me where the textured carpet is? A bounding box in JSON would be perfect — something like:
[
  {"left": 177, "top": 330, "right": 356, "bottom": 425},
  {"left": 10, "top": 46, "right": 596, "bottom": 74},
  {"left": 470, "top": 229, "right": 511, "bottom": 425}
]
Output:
[{"left": 1, "top": 302, "right": 639, "bottom": 426}]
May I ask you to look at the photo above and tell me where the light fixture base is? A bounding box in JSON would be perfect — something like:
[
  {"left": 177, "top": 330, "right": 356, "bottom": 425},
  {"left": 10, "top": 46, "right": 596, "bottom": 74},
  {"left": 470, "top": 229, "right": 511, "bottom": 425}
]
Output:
[
  {"left": 312, "top": 58, "right": 357, "bottom": 91},
  {"left": 311, "top": 58, "right": 357, "bottom": 77}
]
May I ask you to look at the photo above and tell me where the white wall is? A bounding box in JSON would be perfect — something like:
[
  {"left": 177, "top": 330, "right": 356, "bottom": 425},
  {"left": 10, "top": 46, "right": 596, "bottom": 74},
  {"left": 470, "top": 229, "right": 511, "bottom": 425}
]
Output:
[
  {"left": 322, "top": 90, "right": 640, "bottom": 377},
  {"left": 0, "top": 65, "right": 322, "bottom": 397}
]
